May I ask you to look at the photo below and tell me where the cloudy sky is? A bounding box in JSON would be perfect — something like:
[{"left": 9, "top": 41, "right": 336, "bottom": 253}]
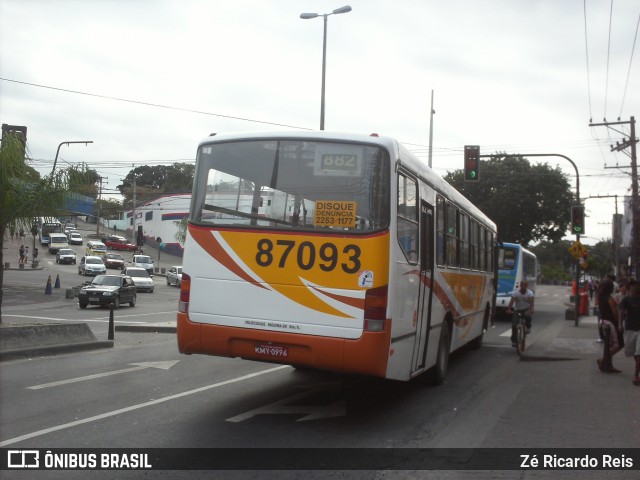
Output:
[{"left": 1, "top": 0, "right": 638, "bottom": 246}]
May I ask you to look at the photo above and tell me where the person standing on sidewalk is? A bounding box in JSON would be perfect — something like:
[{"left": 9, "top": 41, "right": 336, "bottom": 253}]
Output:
[
  {"left": 18, "top": 244, "right": 25, "bottom": 264},
  {"left": 618, "top": 279, "right": 640, "bottom": 386},
  {"left": 596, "top": 279, "right": 623, "bottom": 373}
]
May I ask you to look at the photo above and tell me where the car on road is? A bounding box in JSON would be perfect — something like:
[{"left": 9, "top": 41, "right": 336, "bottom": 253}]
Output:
[
  {"left": 104, "top": 236, "right": 138, "bottom": 252},
  {"left": 56, "top": 248, "right": 77, "bottom": 264},
  {"left": 78, "top": 274, "right": 137, "bottom": 309},
  {"left": 86, "top": 241, "right": 107, "bottom": 257},
  {"left": 78, "top": 256, "right": 107, "bottom": 276},
  {"left": 166, "top": 266, "right": 183, "bottom": 287},
  {"left": 122, "top": 266, "right": 154, "bottom": 292},
  {"left": 68, "top": 231, "right": 83, "bottom": 245},
  {"left": 103, "top": 253, "right": 125, "bottom": 270}
]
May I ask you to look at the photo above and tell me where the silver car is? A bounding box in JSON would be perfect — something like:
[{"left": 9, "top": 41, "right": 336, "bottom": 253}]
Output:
[
  {"left": 78, "top": 256, "right": 107, "bottom": 276},
  {"left": 122, "top": 267, "right": 154, "bottom": 293},
  {"left": 166, "top": 266, "right": 183, "bottom": 287},
  {"left": 56, "top": 248, "right": 77, "bottom": 265}
]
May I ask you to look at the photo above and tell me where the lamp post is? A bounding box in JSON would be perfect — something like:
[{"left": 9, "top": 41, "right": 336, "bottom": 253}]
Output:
[
  {"left": 300, "top": 5, "right": 352, "bottom": 130},
  {"left": 51, "top": 140, "right": 94, "bottom": 175}
]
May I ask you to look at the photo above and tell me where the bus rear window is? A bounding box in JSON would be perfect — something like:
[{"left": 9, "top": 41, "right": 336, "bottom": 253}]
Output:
[{"left": 190, "top": 140, "right": 390, "bottom": 233}]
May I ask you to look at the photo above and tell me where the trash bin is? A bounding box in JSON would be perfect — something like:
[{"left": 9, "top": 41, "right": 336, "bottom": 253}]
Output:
[{"left": 579, "top": 292, "right": 589, "bottom": 316}]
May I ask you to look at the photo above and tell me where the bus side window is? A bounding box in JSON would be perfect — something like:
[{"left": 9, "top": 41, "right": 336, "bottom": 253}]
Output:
[{"left": 397, "top": 173, "right": 418, "bottom": 263}]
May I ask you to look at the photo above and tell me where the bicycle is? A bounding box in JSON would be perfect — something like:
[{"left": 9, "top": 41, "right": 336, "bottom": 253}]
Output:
[{"left": 513, "top": 310, "right": 527, "bottom": 356}]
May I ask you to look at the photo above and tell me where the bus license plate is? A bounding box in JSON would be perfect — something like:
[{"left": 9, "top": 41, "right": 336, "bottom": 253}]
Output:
[{"left": 254, "top": 343, "right": 289, "bottom": 358}]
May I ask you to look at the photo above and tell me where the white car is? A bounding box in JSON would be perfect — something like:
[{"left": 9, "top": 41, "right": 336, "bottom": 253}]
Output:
[
  {"left": 122, "top": 267, "right": 155, "bottom": 293},
  {"left": 132, "top": 254, "right": 154, "bottom": 276},
  {"left": 69, "top": 231, "right": 83, "bottom": 245},
  {"left": 78, "top": 256, "right": 107, "bottom": 276},
  {"left": 166, "top": 266, "right": 183, "bottom": 287}
]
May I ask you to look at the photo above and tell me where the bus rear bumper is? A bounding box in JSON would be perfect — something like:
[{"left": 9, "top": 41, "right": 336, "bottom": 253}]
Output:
[{"left": 177, "top": 312, "right": 391, "bottom": 378}]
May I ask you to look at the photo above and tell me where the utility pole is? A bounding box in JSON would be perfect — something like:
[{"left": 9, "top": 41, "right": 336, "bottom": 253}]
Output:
[
  {"left": 585, "top": 194, "right": 621, "bottom": 274},
  {"left": 131, "top": 173, "right": 137, "bottom": 244},
  {"left": 590, "top": 116, "right": 638, "bottom": 278},
  {"left": 96, "top": 176, "right": 103, "bottom": 236}
]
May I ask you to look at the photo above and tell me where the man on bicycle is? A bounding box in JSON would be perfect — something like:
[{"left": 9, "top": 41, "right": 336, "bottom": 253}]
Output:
[{"left": 506, "top": 280, "right": 535, "bottom": 347}]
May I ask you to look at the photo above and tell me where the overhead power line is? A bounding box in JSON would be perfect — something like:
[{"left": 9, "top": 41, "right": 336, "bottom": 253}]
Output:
[{"left": 0, "top": 77, "right": 312, "bottom": 131}]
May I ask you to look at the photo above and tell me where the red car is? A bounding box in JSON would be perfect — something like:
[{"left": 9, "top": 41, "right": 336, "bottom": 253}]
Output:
[{"left": 104, "top": 237, "right": 138, "bottom": 251}]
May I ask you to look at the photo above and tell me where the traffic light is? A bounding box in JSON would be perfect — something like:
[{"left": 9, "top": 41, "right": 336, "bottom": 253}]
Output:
[
  {"left": 571, "top": 205, "right": 585, "bottom": 235},
  {"left": 464, "top": 145, "right": 480, "bottom": 181}
]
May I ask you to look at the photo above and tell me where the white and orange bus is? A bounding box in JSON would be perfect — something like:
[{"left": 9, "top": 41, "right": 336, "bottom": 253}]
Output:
[{"left": 177, "top": 132, "right": 496, "bottom": 383}]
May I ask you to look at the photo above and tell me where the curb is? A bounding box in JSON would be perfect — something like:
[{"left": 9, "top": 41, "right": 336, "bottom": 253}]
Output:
[{"left": 0, "top": 340, "right": 114, "bottom": 361}]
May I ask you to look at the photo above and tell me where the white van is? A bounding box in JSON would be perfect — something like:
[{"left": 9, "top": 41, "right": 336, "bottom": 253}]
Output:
[
  {"left": 132, "top": 254, "right": 154, "bottom": 276},
  {"left": 48, "top": 233, "right": 69, "bottom": 254}
]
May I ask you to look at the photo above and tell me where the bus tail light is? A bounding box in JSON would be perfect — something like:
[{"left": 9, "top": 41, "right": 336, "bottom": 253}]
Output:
[
  {"left": 178, "top": 273, "right": 191, "bottom": 313},
  {"left": 364, "top": 285, "right": 388, "bottom": 332}
]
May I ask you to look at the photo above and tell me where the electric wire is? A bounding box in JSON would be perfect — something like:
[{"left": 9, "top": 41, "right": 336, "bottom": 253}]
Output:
[
  {"left": 0, "top": 77, "right": 312, "bottom": 131},
  {"left": 583, "top": 0, "right": 593, "bottom": 121},
  {"left": 618, "top": 11, "right": 640, "bottom": 119},
  {"left": 603, "top": 0, "right": 614, "bottom": 120}
]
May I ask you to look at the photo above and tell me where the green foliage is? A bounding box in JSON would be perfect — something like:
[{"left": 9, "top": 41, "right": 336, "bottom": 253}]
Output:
[
  {"left": 445, "top": 154, "right": 574, "bottom": 245},
  {"left": 0, "top": 131, "right": 93, "bottom": 321},
  {"left": 67, "top": 163, "right": 100, "bottom": 198},
  {"left": 118, "top": 163, "right": 194, "bottom": 208},
  {"left": 174, "top": 217, "right": 187, "bottom": 245},
  {"left": 97, "top": 198, "right": 124, "bottom": 220}
]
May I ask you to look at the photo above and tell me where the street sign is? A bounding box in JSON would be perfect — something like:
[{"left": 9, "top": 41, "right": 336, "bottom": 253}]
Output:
[{"left": 568, "top": 240, "right": 587, "bottom": 260}]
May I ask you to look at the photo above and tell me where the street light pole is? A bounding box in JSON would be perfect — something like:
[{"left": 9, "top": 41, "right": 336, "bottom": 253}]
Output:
[
  {"left": 51, "top": 140, "right": 94, "bottom": 175},
  {"left": 301, "top": 5, "right": 352, "bottom": 131}
]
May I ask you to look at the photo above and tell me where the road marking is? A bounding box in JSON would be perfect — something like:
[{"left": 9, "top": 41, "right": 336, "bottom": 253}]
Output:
[
  {"left": 226, "top": 382, "right": 345, "bottom": 422},
  {"left": 3, "top": 312, "right": 177, "bottom": 324},
  {"left": 0, "top": 365, "right": 289, "bottom": 447},
  {"left": 27, "top": 361, "right": 180, "bottom": 390}
]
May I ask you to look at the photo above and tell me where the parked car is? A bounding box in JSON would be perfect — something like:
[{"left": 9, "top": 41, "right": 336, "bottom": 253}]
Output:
[
  {"left": 86, "top": 241, "right": 107, "bottom": 257},
  {"left": 102, "top": 234, "right": 126, "bottom": 243},
  {"left": 122, "top": 267, "right": 154, "bottom": 292},
  {"left": 56, "top": 248, "right": 77, "bottom": 264},
  {"left": 68, "top": 231, "right": 83, "bottom": 245},
  {"left": 166, "top": 266, "right": 183, "bottom": 287},
  {"left": 103, "top": 253, "right": 125, "bottom": 270},
  {"left": 78, "top": 256, "right": 107, "bottom": 276},
  {"left": 132, "top": 254, "right": 154, "bottom": 275},
  {"left": 104, "top": 237, "right": 138, "bottom": 252},
  {"left": 78, "top": 274, "right": 137, "bottom": 309}
]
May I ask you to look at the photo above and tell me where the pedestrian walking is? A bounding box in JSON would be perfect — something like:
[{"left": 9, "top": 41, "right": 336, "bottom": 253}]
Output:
[
  {"left": 33, "top": 247, "right": 39, "bottom": 262},
  {"left": 19, "top": 228, "right": 25, "bottom": 240},
  {"left": 25, "top": 246, "right": 29, "bottom": 262},
  {"left": 19, "top": 244, "right": 25, "bottom": 264},
  {"left": 618, "top": 279, "right": 640, "bottom": 386},
  {"left": 596, "top": 279, "right": 623, "bottom": 373}
]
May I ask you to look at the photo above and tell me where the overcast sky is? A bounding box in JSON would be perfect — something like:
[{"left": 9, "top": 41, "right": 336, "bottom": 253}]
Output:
[{"left": 1, "top": 0, "right": 638, "bottom": 246}]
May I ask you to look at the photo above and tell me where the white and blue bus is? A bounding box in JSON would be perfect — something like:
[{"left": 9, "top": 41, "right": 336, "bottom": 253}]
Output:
[
  {"left": 38, "top": 217, "right": 63, "bottom": 246},
  {"left": 495, "top": 242, "right": 539, "bottom": 315}
]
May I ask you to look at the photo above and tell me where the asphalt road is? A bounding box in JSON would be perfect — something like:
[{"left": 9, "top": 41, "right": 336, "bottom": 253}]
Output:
[{"left": 2, "top": 282, "right": 638, "bottom": 479}]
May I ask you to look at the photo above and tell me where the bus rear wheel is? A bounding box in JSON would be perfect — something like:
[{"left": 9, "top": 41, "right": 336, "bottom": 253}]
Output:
[{"left": 428, "top": 322, "right": 451, "bottom": 385}]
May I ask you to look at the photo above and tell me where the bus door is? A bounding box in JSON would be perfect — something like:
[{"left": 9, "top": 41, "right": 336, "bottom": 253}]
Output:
[{"left": 412, "top": 200, "right": 435, "bottom": 372}]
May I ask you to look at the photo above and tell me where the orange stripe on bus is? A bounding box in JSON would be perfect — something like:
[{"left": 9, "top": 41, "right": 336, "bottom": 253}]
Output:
[{"left": 190, "top": 226, "right": 269, "bottom": 290}]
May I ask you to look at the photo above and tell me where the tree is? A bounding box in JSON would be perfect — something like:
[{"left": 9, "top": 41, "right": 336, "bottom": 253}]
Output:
[
  {"left": 444, "top": 154, "right": 574, "bottom": 245},
  {"left": 0, "top": 132, "right": 90, "bottom": 323},
  {"left": 67, "top": 163, "right": 100, "bottom": 198},
  {"left": 118, "top": 163, "right": 194, "bottom": 208}
]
